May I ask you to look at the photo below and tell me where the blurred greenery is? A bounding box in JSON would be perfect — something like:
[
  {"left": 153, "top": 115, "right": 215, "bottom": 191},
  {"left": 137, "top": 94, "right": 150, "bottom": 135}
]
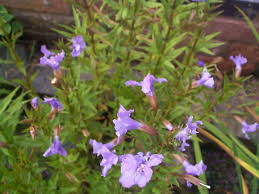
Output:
[{"left": 0, "top": 0, "right": 258, "bottom": 193}]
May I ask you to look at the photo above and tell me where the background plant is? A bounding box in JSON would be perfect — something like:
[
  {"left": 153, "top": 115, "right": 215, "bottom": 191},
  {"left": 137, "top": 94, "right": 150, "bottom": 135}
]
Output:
[{"left": 0, "top": 0, "right": 258, "bottom": 193}]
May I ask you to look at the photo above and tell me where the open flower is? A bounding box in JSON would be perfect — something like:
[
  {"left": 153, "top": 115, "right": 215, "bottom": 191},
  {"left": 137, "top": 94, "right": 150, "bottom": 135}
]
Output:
[
  {"left": 31, "top": 97, "right": 39, "bottom": 109},
  {"left": 183, "top": 160, "right": 207, "bottom": 187},
  {"left": 175, "top": 116, "right": 202, "bottom": 152},
  {"left": 71, "top": 35, "right": 86, "bottom": 57},
  {"left": 186, "top": 116, "right": 203, "bottom": 135},
  {"left": 241, "top": 121, "right": 259, "bottom": 139},
  {"left": 119, "top": 152, "right": 163, "bottom": 188},
  {"left": 42, "top": 97, "right": 63, "bottom": 112},
  {"left": 230, "top": 54, "right": 247, "bottom": 78},
  {"left": 125, "top": 73, "right": 167, "bottom": 96},
  {"left": 100, "top": 147, "right": 119, "bottom": 177},
  {"left": 89, "top": 139, "right": 118, "bottom": 177},
  {"left": 89, "top": 139, "right": 115, "bottom": 156},
  {"left": 196, "top": 68, "right": 214, "bottom": 89},
  {"left": 40, "top": 45, "right": 65, "bottom": 71},
  {"left": 43, "top": 136, "right": 67, "bottom": 157},
  {"left": 113, "top": 105, "right": 142, "bottom": 143},
  {"left": 230, "top": 54, "right": 247, "bottom": 70}
]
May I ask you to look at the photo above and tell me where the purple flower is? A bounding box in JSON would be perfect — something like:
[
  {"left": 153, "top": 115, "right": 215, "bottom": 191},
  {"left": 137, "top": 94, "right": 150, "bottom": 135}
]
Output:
[
  {"left": 89, "top": 139, "right": 118, "bottom": 177},
  {"left": 125, "top": 73, "right": 167, "bottom": 96},
  {"left": 183, "top": 160, "right": 207, "bottom": 176},
  {"left": 198, "top": 60, "right": 205, "bottom": 67},
  {"left": 113, "top": 105, "right": 142, "bottom": 143},
  {"left": 100, "top": 147, "right": 119, "bottom": 177},
  {"left": 175, "top": 116, "right": 202, "bottom": 152},
  {"left": 43, "top": 136, "right": 67, "bottom": 157},
  {"left": 186, "top": 116, "right": 203, "bottom": 135},
  {"left": 229, "top": 54, "right": 247, "bottom": 70},
  {"left": 192, "top": 0, "right": 205, "bottom": 2},
  {"left": 42, "top": 97, "right": 63, "bottom": 112},
  {"left": 241, "top": 121, "right": 259, "bottom": 139},
  {"left": 71, "top": 35, "right": 86, "bottom": 57},
  {"left": 89, "top": 139, "right": 115, "bottom": 156},
  {"left": 197, "top": 68, "right": 214, "bottom": 89},
  {"left": 31, "top": 97, "right": 39, "bottom": 109},
  {"left": 119, "top": 152, "right": 163, "bottom": 188},
  {"left": 183, "top": 160, "right": 207, "bottom": 187},
  {"left": 40, "top": 45, "right": 65, "bottom": 70}
]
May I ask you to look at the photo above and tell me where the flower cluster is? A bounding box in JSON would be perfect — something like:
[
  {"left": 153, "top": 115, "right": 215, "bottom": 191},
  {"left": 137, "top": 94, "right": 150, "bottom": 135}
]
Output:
[
  {"left": 34, "top": 35, "right": 86, "bottom": 158},
  {"left": 89, "top": 138, "right": 163, "bottom": 188},
  {"left": 40, "top": 35, "right": 86, "bottom": 71}
]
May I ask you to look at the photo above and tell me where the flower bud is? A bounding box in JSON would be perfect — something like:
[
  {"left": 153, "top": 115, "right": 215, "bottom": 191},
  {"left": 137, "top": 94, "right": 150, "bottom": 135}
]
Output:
[
  {"left": 54, "top": 124, "right": 61, "bottom": 136},
  {"left": 65, "top": 172, "right": 75, "bottom": 183},
  {"left": 147, "top": 94, "right": 158, "bottom": 112},
  {"left": 82, "top": 129, "right": 90, "bottom": 137},
  {"left": 30, "top": 125, "right": 38, "bottom": 140},
  {"left": 162, "top": 119, "right": 174, "bottom": 131},
  {"left": 0, "top": 141, "right": 8, "bottom": 148},
  {"left": 51, "top": 77, "right": 61, "bottom": 88},
  {"left": 172, "top": 154, "right": 185, "bottom": 164},
  {"left": 139, "top": 121, "right": 158, "bottom": 136}
]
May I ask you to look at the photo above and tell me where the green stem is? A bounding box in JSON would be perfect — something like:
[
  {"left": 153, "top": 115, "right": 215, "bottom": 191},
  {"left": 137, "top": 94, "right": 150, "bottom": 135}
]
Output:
[
  {"left": 124, "top": 0, "right": 138, "bottom": 68},
  {"left": 192, "top": 136, "right": 209, "bottom": 194}
]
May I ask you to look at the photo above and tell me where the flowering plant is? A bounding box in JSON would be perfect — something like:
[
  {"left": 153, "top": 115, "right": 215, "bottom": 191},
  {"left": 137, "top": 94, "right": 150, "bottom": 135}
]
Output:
[{"left": 0, "top": 0, "right": 258, "bottom": 193}]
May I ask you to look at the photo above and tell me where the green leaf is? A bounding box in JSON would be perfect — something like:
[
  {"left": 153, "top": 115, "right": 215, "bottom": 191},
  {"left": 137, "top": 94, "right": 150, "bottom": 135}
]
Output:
[
  {"left": 11, "top": 21, "right": 23, "bottom": 33},
  {"left": 0, "top": 87, "right": 19, "bottom": 114},
  {"left": 72, "top": 6, "right": 80, "bottom": 29},
  {"left": 236, "top": 6, "right": 259, "bottom": 43}
]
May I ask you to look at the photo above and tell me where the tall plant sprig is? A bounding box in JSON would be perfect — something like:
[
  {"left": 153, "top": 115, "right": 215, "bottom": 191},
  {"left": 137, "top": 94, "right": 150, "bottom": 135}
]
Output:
[{"left": 3, "top": 0, "right": 258, "bottom": 193}]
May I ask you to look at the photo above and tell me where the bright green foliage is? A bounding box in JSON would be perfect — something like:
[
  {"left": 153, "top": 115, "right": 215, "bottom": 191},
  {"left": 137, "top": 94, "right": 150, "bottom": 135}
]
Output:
[{"left": 0, "top": 0, "right": 258, "bottom": 193}]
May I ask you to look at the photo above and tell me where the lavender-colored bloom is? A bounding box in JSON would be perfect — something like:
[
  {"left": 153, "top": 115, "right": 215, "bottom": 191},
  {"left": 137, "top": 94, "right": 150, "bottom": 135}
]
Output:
[
  {"left": 192, "top": 0, "right": 205, "bottom": 2},
  {"left": 175, "top": 116, "right": 202, "bottom": 152},
  {"left": 183, "top": 160, "right": 207, "bottom": 176},
  {"left": 113, "top": 105, "right": 142, "bottom": 143},
  {"left": 40, "top": 45, "right": 65, "bottom": 70},
  {"left": 119, "top": 152, "right": 163, "bottom": 188},
  {"left": 100, "top": 147, "right": 119, "bottom": 177},
  {"left": 125, "top": 73, "right": 167, "bottom": 96},
  {"left": 175, "top": 129, "right": 190, "bottom": 152},
  {"left": 197, "top": 68, "right": 214, "bottom": 89},
  {"left": 43, "top": 136, "right": 67, "bottom": 157},
  {"left": 89, "top": 139, "right": 115, "bottom": 156},
  {"left": 186, "top": 116, "right": 203, "bottom": 135},
  {"left": 31, "top": 97, "right": 39, "bottom": 109},
  {"left": 42, "top": 97, "right": 63, "bottom": 111},
  {"left": 71, "top": 35, "right": 86, "bottom": 57},
  {"left": 241, "top": 121, "right": 259, "bottom": 139},
  {"left": 229, "top": 54, "right": 247, "bottom": 70},
  {"left": 183, "top": 160, "right": 207, "bottom": 187},
  {"left": 198, "top": 60, "right": 205, "bottom": 67}
]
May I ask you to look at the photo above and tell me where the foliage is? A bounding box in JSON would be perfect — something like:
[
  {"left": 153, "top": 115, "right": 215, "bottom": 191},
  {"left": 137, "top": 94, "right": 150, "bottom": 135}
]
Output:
[
  {"left": 0, "top": 5, "right": 23, "bottom": 36},
  {"left": 0, "top": 0, "right": 258, "bottom": 193}
]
